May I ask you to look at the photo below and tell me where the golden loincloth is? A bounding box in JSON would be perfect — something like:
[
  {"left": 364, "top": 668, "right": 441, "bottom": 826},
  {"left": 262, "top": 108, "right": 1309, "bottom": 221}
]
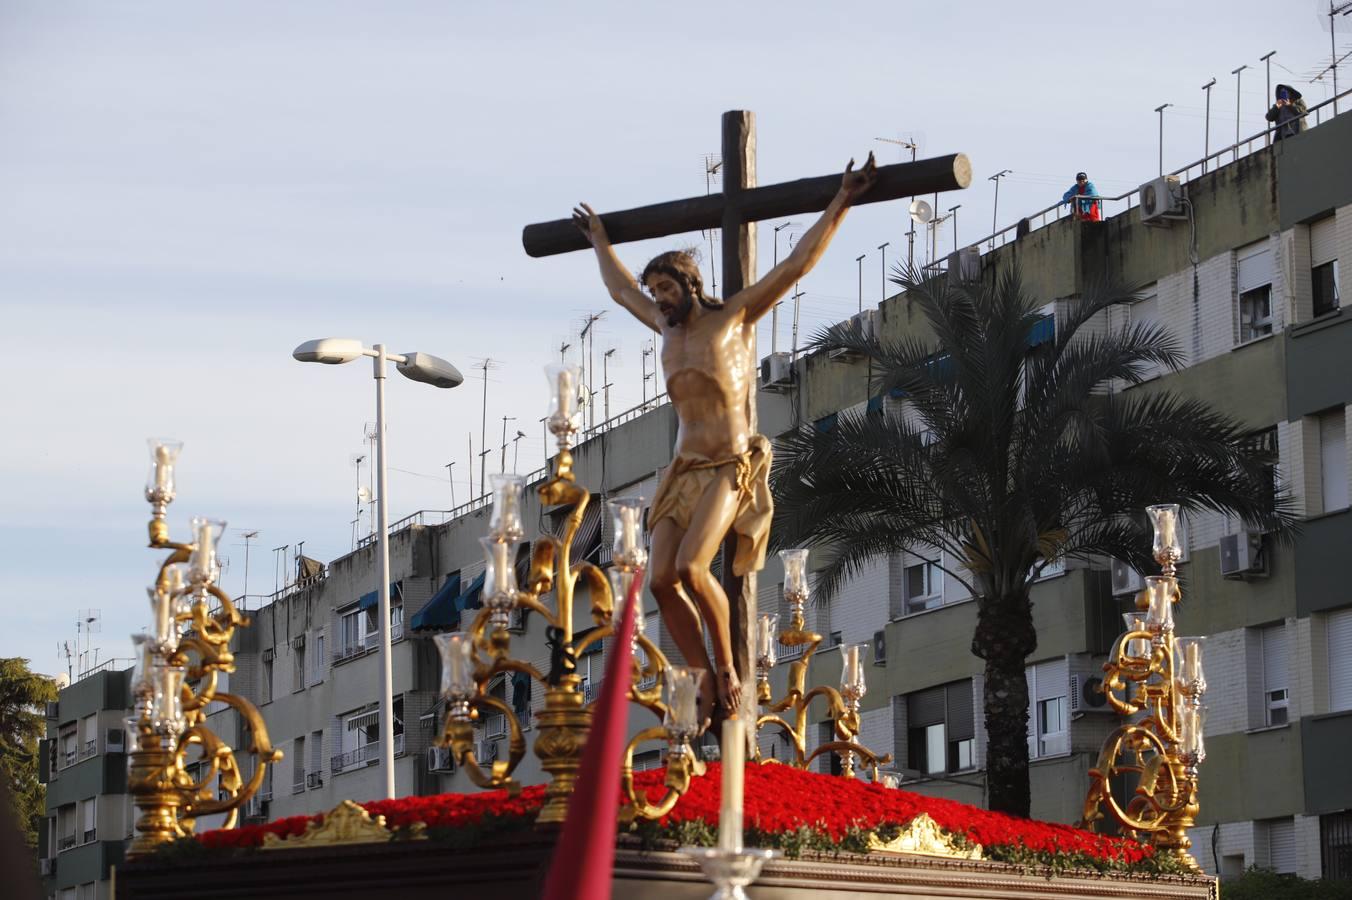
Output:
[{"left": 649, "top": 435, "right": 773, "bottom": 577}]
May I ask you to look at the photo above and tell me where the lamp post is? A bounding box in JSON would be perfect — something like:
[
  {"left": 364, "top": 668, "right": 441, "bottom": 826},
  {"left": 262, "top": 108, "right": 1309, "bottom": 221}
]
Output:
[
  {"left": 1260, "top": 51, "right": 1276, "bottom": 145},
  {"left": 988, "top": 170, "right": 1011, "bottom": 249},
  {"left": 877, "top": 242, "right": 889, "bottom": 302},
  {"left": 855, "top": 254, "right": 866, "bottom": 313},
  {"left": 772, "top": 221, "right": 799, "bottom": 354},
  {"left": 293, "top": 338, "right": 463, "bottom": 799}
]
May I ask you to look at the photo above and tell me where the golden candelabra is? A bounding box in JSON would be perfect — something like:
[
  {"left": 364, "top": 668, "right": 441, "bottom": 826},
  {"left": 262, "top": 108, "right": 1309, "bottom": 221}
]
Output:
[
  {"left": 1081, "top": 504, "right": 1208, "bottom": 871},
  {"left": 434, "top": 365, "right": 704, "bottom": 827},
  {"left": 753, "top": 549, "right": 893, "bottom": 779},
  {"left": 127, "top": 440, "right": 281, "bottom": 857}
]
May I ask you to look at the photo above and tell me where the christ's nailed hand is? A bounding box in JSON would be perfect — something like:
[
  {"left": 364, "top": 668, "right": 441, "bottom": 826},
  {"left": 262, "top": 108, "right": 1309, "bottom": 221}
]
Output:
[
  {"left": 572, "top": 203, "right": 608, "bottom": 247},
  {"left": 840, "top": 152, "right": 878, "bottom": 203}
]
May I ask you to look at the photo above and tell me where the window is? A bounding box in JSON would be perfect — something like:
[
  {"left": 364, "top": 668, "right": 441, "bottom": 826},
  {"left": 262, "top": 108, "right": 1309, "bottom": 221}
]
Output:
[
  {"left": 1239, "top": 427, "right": 1279, "bottom": 515},
  {"left": 309, "top": 730, "right": 324, "bottom": 788},
  {"left": 262, "top": 656, "right": 274, "bottom": 704},
  {"left": 1311, "top": 216, "right": 1340, "bottom": 317},
  {"left": 1129, "top": 289, "right": 1163, "bottom": 380},
  {"left": 340, "top": 606, "right": 363, "bottom": 658},
  {"left": 1322, "top": 810, "right": 1352, "bottom": 881},
  {"left": 59, "top": 726, "right": 77, "bottom": 769},
  {"left": 292, "top": 736, "right": 306, "bottom": 793},
  {"left": 1263, "top": 816, "right": 1297, "bottom": 874},
  {"left": 633, "top": 749, "right": 662, "bottom": 772},
  {"left": 1261, "top": 624, "right": 1289, "bottom": 726},
  {"left": 310, "top": 628, "right": 326, "bottom": 684},
  {"left": 906, "top": 681, "right": 975, "bottom": 775},
  {"left": 1237, "top": 242, "right": 1274, "bottom": 343},
  {"left": 1320, "top": 408, "right": 1349, "bottom": 512},
  {"left": 391, "top": 603, "right": 404, "bottom": 642},
  {"left": 80, "top": 714, "right": 98, "bottom": 760},
  {"left": 336, "top": 707, "right": 380, "bottom": 774},
  {"left": 1330, "top": 608, "right": 1352, "bottom": 714},
  {"left": 1027, "top": 658, "right": 1069, "bottom": 758},
  {"left": 903, "top": 559, "right": 942, "bottom": 614},
  {"left": 293, "top": 643, "right": 307, "bottom": 692},
  {"left": 80, "top": 796, "right": 96, "bottom": 844}
]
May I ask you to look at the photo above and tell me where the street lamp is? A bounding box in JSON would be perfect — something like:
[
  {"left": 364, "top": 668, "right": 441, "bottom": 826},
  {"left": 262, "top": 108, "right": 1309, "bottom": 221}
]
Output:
[{"left": 292, "top": 337, "right": 463, "bottom": 799}]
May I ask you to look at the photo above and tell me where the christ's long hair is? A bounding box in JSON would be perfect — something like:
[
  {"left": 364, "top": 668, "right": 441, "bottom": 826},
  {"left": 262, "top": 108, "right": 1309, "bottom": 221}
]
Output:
[{"left": 640, "top": 250, "right": 723, "bottom": 310}]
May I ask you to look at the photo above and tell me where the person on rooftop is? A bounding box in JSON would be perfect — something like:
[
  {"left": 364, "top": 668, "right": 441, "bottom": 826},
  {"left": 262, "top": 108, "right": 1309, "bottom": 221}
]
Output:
[
  {"left": 1265, "top": 84, "right": 1307, "bottom": 141},
  {"left": 1062, "top": 172, "right": 1102, "bottom": 221}
]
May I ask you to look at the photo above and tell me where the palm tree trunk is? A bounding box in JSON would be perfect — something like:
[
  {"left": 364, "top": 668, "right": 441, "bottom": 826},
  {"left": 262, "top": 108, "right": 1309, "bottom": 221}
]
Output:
[{"left": 973, "top": 593, "right": 1036, "bottom": 818}]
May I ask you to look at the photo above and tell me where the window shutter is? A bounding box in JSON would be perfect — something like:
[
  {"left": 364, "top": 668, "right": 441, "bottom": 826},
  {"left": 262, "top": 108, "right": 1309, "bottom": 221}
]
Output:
[
  {"left": 1238, "top": 245, "right": 1273, "bottom": 293},
  {"left": 1262, "top": 624, "right": 1290, "bottom": 695},
  {"left": 1268, "top": 817, "right": 1297, "bottom": 874},
  {"left": 1312, "top": 216, "right": 1338, "bottom": 267},
  {"left": 947, "top": 680, "right": 975, "bottom": 742},
  {"left": 1330, "top": 608, "right": 1352, "bottom": 713},
  {"left": 1321, "top": 409, "right": 1349, "bottom": 512},
  {"left": 907, "top": 686, "right": 946, "bottom": 727}
]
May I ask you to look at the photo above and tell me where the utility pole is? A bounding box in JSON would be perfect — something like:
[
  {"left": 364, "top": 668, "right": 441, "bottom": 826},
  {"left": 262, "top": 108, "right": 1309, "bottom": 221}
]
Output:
[
  {"left": 703, "top": 153, "right": 722, "bottom": 295},
  {"left": 602, "top": 348, "right": 616, "bottom": 420},
  {"left": 443, "top": 461, "right": 456, "bottom": 507},
  {"left": 512, "top": 430, "right": 525, "bottom": 473},
  {"left": 1202, "top": 78, "right": 1217, "bottom": 173},
  {"left": 580, "top": 312, "right": 606, "bottom": 431},
  {"left": 855, "top": 253, "right": 866, "bottom": 313},
  {"left": 877, "top": 242, "right": 889, "bottom": 302},
  {"left": 988, "top": 170, "right": 1011, "bottom": 249},
  {"left": 948, "top": 204, "right": 962, "bottom": 255},
  {"left": 790, "top": 285, "right": 806, "bottom": 364},
  {"left": 1260, "top": 51, "right": 1276, "bottom": 145},
  {"left": 467, "top": 433, "right": 474, "bottom": 499},
  {"left": 771, "top": 221, "right": 798, "bottom": 354},
  {"left": 1231, "top": 64, "right": 1249, "bottom": 162},
  {"left": 1153, "top": 105, "right": 1171, "bottom": 175},
  {"left": 641, "top": 343, "right": 653, "bottom": 404},
  {"left": 499, "top": 415, "right": 516, "bottom": 474},
  {"left": 1330, "top": 3, "right": 1352, "bottom": 114},
  {"left": 240, "top": 530, "right": 259, "bottom": 602}
]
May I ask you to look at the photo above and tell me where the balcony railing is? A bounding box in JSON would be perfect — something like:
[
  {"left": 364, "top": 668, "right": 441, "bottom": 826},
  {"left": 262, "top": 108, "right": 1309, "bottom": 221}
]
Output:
[
  {"left": 62, "top": 748, "right": 77, "bottom": 768},
  {"left": 58, "top": 834, "right": 77, "bottom": 852},
  {"left": 777, "top": 640, "right": 807, "bottom": 662},
  {"left": 82, "top": 829, "right": 96, "bottom": 845},
  {"left": 331, "top": 734, "right": 405, "bottom": 775},
  {"left": 291, "top": 775, "right": 306, "bottom": 795},
  {"left": 79, "top": 740, "right": 97, "bottom": 761}
]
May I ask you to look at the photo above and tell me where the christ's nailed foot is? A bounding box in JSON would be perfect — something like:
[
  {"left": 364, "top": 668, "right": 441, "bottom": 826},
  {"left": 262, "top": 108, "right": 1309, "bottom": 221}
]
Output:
[{"left": 718, "top": 667, "right": 742, "bottom": 717}]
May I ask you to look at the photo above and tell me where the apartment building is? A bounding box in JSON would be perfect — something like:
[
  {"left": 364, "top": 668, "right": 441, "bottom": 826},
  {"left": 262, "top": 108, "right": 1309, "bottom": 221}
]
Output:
[
  {"left": 208, "top": 98, "right": 1352, "bottom": 885},
  {"left": 37, "top": 666, "right": 135, "bottom": 900}
]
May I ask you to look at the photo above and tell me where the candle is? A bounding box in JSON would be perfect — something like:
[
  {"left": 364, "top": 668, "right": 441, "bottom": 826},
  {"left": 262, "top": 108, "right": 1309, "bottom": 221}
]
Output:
[
  {"left": 434, "top": 633, "right": 477, "bottom": 699},
  {"left": 1186, "top": 641, "right": 1199, "bottom": 677},
  {"left": 1147, "top": 504, "right": 1182, "bottom": 562},
  {"left": 154, "top": 444, "right": 172, "bottom": 490},
  {"left": 664, "top": 666, "right": 701, "bottom": 738},
  {"left": 555, "top": 367, "right": 574, "bottom": 417},
  {"left": 842, "top": 644, "right": 861, "bottom": 691},
  {"left": 719, "top": 716, "right": 745, "bottom": 852},
  {"left": 756, "top": 614, "right": 777, "bottom": 664},
  {"left": 1123, "top": 613, "right": 1149, "bottom": 658},
  {"left": 489, "top": 474, "right": 525, "bottom": 541},
  {"left": 148, "top": 587, "right": 172, "bottom": 647},
  {"left": 1143, "top": 576, "right": 1175, "bottom": 634}
]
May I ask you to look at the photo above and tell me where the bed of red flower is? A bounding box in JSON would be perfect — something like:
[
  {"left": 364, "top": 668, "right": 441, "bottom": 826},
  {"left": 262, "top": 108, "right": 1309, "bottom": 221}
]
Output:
[{"left": 194, "top": 762, "right": 1159, "bottom": 871}]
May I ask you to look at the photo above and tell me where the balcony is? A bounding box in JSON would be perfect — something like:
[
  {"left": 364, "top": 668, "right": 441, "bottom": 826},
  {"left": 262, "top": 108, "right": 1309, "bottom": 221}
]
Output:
[
  {"left": 58, "top": 834, "right": 77, "bottom": 852},
  {"left": 62, "top": 748, "right": 77, "bottom": 769},
  {"left": 331, "top": 734, "right": 405, "bottom": 775},
  {"left": 291, "top": 774, "right": 306, "bottom": 795},
  {"left": 79, "top": 739, "right": 97, "bottom": 761}
]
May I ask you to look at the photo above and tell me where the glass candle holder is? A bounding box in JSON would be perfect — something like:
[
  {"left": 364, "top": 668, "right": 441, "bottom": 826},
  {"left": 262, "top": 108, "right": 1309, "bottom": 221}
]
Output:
[
  {"left": 779, "top": 549, "right": 810, "bottom": 624},
  {"left": 151, "top": 665, "right": 187, "bottom": 738},
  {"left": 1179, "top": 704, "right": 1208, "bottom": 765},
  {"left": 145, "top": 438, "right": 183, "bottom": 504},
  {"left": 545, "top": 364, "right": 582, "bottom": 444},
  {"left": 148, "top": 587, "right": 175, "bottom": 650},
  {"left": 480, "top": 537, "right": 519, "bottom": 629},
  {"left": 1146, "top": 504, "right": 1183, "bottom": 570},
  {"left": 1143, "top": 576, "right": 1176, "bottom": 636},
  {"left": 1122, "top": 612, "right": 1151, "bottom": 659},
  {"left": 488, "top": 474, "right": 525, "bottom": 542},
  {"left": 664, "top": 665, "right": 704, "bottom": 749},
  {"left": 1175, "top": 636, "right": 1207, "bottom": 697},
  {"left": 756, "top": 614, "right": 778, "bottom": 669},
  {"left": 187, "top": 517, "right": 226, "bottom": 586},
  {"left": 433, "top": 633, "right": 477, "bottom": 720},
  {"left": 607, "top": 497, "right": 648, "bottom": 571},
  {"left": 841, "top": 643, "right": 867, "bottom": 698},
  {"left": 606, "top": 567, "right": 642, "bottom": 654},
  {"left": 130, "top": 634, "right": 157, "bottom": 704}
]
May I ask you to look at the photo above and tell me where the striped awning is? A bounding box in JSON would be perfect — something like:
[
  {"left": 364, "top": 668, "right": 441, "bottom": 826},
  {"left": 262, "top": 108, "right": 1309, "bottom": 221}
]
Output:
[{"left": 346, "top": 710, "right": 379, "bottom": 732}]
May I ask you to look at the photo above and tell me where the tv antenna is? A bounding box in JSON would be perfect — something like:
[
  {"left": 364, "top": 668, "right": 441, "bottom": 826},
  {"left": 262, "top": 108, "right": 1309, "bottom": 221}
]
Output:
[
  {"left": 236, "top": 530, "right": 260, "bottom": 603},
  {"left": 703, "top": 153, "right": 723, "bottom": 295},
  {"left": 75, "top": 609, "right": 101, "bottom": 677},
  {"left": 474, "top": 358, "right": 499, "bottom": 500}
]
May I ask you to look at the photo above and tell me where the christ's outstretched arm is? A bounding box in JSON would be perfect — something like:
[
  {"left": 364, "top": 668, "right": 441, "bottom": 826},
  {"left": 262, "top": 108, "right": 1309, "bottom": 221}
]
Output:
[
  {"left": 731, "top": 154, "right": 877, "bottom": 324},
  {"left": 573, "top": 203, "right": 662, "bottom": 333}
]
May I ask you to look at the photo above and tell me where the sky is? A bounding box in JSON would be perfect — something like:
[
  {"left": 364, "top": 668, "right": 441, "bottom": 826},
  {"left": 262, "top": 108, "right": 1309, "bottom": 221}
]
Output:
[{"left": 1, "top": 1, "right": 1345, "bottom": 678}]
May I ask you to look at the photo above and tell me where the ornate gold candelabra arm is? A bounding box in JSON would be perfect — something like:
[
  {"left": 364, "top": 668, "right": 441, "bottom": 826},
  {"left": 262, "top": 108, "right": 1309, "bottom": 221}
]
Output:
[
  {"left": 754, "top": 713, "right": 807, "bottom": 765},
  {"left": 441, "top": 694, "right": 527, "bottom": 794},
  {"left": 618, "top": 725, "right": 707, "bottom": 823}
]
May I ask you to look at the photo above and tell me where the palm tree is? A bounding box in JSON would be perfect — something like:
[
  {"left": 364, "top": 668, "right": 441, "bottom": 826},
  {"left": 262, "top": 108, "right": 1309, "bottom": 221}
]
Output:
[{"left": 769, "top": 268, "right": 1293, "bottom": 818}]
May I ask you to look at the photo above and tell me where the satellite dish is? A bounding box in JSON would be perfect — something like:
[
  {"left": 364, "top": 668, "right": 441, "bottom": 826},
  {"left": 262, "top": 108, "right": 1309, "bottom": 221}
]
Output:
[
  {"left": 357, "top": 486, "right": 373, "bottom": 503},
  {"left": 909, "top": 199, "right": 934, "bottom": 224}
]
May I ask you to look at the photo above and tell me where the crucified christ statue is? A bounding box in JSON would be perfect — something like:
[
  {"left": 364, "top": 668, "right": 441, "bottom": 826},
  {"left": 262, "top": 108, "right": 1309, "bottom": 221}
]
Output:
[{"left": 571, "top": 154, "right": 877, "bottom": 724}]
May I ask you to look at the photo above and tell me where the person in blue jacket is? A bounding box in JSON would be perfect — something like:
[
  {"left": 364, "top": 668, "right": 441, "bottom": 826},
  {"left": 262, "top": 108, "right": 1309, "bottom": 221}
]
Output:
[{"left": 1062, "top": 172, "right": 1102, "bottom": 221}]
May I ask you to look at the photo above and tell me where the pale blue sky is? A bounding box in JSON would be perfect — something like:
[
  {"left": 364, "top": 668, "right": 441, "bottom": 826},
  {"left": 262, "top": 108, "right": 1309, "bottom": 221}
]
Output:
[{"left": 0, "top": 1, "right": 1340, "bottom": 676}]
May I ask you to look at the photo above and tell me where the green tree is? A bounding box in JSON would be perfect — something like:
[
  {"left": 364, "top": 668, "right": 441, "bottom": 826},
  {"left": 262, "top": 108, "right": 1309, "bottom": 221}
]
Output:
[
  {"left": 770, "top": 269, "right": 1293, "bottom": 817},
  {"left": 0, "top": 658, "right": 58, "bottom": 848}
]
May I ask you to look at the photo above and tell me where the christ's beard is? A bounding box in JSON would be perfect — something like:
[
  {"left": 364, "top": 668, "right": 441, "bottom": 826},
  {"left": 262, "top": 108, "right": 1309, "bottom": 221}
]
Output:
[{"left": 663, "top": 294, "right": 694, "bottom": 327}]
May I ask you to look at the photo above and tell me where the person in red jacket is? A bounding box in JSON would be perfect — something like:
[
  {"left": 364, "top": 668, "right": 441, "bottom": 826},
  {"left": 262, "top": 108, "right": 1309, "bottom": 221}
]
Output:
[{"left": 1062, "top": 172, "right": 1102, "bottom": 221}]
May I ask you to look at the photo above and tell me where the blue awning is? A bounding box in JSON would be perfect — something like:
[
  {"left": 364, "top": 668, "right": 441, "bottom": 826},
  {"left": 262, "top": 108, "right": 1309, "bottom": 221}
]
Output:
[
  {"left": 814, "top": 412, "right": 838, "bottom": 434},
  {"left": 1027, "top": 314, "right": 1055, "bottom": 349},
  {"left": 357, "top": 582, "right": 402, "bottom": 611},
  {"left": 409, "top": 573, "right": 461, "bottom": 632},
  {"left": 867, "top": 394, "right": 884, "bottom": 414},
  {"left": 459, "top": 572, "right": 486, "bottom": 611}
]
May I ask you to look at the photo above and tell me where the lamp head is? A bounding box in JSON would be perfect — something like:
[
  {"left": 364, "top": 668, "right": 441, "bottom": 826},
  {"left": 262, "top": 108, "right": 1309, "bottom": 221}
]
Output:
[
  {"left": 293, "top": 338, "right": 366, "bottom": 365},
  {"left": 396, "top": 352, "right": 464, "bottom": 389}
]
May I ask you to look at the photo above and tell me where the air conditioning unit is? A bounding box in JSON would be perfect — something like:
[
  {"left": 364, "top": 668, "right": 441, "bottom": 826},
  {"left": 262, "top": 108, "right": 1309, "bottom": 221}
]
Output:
[
  {"left": 1220, "top": 531, "right": 1266, "bottom": 577},
  {"left": 1139, "top": 176, "right": 1184, "bottom": 224},
  {"left": 1068, "top": 674, "right": 1114, "bottom": 714},
  {"left": 45, "top": 701, "right": 59, "bottom": 720},
  {"left": 828, "top": 310, "right": 876, "bottom": 361},
  {"left": 475, "top": 739, "right": 499, "bottom": 763},
  {"left": 105, "top": 728, "right": 125, "bottom": 754},
  {"left": 946, "top": 246, "right": 981, "bottom": 284},
  {"left": 306, "top": 771, "right": 324, "bottom": 789},
  {"left": 1110, "top": 559, "right": 1144, "bottom": 597},
  {"left": 872, "top": 630, "right": 887, "bottom": 666},
  {"left": 40, "top": 858, "right": 54, "bottom": 876},
  {"left": 760, "top": 352, "right": 792, "bottom": 391},
  {"left": 426, "top": 745, "right": 455, "bottom": 773}
]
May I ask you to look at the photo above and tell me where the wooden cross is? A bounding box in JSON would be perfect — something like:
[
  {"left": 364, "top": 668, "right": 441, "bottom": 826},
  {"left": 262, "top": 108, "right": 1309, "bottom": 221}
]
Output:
[{"left": 523, "top": 110, "right": 971, "bottom": 725}]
